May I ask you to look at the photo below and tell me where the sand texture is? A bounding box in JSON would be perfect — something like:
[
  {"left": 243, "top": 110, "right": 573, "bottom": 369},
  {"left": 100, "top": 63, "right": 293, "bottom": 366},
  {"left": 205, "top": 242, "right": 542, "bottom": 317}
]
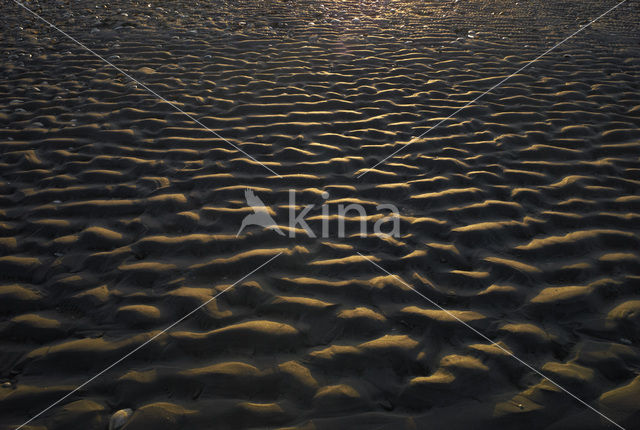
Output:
[{"left": 2, "top": 0, "right": 640, "bottom": 429}]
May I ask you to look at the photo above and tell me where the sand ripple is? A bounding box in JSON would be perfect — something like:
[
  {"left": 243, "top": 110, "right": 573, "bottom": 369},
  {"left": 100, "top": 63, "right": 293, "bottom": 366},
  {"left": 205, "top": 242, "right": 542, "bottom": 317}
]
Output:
[{"left": 2, "top": 0, "right": 640, "bottom": 428}]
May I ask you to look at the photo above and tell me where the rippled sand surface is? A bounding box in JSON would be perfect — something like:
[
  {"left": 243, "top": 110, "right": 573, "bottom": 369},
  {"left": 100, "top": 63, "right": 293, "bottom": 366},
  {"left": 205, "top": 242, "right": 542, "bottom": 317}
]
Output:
[{"left": 2, "top": 0, "right": 640, "bottom": 429}]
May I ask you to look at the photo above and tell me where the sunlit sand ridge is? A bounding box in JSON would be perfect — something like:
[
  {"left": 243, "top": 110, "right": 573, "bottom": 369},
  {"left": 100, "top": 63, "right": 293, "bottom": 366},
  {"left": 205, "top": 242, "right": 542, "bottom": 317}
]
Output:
[{"left": 1, "top": 0, "right": 640, "bottom": 429}]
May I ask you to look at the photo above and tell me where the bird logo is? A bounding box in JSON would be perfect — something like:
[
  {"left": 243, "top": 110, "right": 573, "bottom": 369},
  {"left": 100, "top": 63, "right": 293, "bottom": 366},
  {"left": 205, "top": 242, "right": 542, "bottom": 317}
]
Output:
[{"left": 236, "top": 189, "right": 285, "bottom": 237}]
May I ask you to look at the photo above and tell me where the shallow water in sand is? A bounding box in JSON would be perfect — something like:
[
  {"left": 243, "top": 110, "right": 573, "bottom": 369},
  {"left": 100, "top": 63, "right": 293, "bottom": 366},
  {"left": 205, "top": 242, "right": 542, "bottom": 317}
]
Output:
[{"left": 1, "top": 0, "right": 640, "bottom": 429}]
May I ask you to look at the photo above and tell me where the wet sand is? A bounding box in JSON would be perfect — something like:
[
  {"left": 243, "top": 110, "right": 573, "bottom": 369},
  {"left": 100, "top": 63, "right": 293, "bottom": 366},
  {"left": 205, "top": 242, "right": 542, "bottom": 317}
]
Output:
[{"left": 1, "top": 0, "right": 640, "bottom": 429}]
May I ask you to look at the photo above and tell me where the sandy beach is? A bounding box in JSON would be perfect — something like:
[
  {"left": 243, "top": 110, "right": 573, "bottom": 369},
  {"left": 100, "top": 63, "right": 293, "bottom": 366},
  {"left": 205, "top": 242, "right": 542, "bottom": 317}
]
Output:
[{"left": 1, "top": 0, "right": 640, "bottom": 428}]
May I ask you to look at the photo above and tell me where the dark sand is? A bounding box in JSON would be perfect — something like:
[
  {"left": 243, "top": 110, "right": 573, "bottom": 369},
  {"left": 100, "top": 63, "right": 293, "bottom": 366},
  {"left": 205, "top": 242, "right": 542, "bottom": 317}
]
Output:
[{"left": 1, "top": 0, "right": 640, "bottom": 429}]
